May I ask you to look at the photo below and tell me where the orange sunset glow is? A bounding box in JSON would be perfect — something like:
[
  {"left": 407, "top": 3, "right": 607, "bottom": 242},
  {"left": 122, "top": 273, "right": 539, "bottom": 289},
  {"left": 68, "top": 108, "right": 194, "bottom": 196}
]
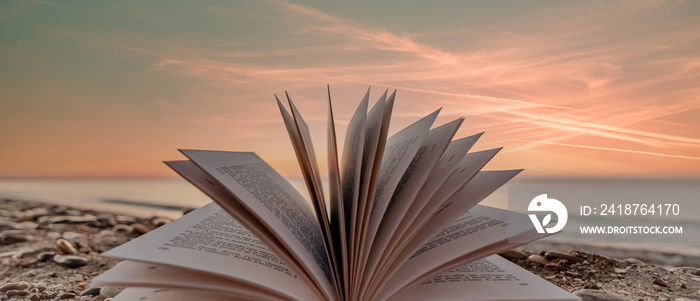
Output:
[{"left": 0, "top": 0, "right": 698, "bottom": 179}]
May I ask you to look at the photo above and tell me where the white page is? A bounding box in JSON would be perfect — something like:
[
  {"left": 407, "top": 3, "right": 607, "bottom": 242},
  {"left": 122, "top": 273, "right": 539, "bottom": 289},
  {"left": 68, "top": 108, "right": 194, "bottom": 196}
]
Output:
[
  {"left": 359, "top": 118, "right": 462, "bottom": 296},
  {"left": 354, "top": 108, "right": 439, "bottom": 295},
  {"left": 366, "top": 169, "right": 517, "bottom": 298},
  {"left": 340, "top": 90, "right": 368, "bottom": 280},
  {"left": 350, "top": 89, "right": 385, "bottom": 289},
  {"left": 179, "top": 150, "right": 336, "bottom": 301},
  {"left": 379, "top": 134, "right": 482, "bottom": 266},
  {"left": 326, "top": 86, "right": 348, "bottom": 299},
  {"left": 112, "top": 287, "right": 271, "bottom": 301},
  {"left": 93, "top": 261, "right": 289, "bottom": 301},
  {"left": 165, "top": 161, "right": 305, "bottom": 280},
  {"left": 284, "top": 94, "right": 342, "bottom": 296},
  {"left": 374, "top": 204, "right": 534, "bottom": 300},
  {"left": 104, "top": 202, "right": 323, "bottom": 301},
  {"left": 397, "top": 149, "right": 503, "bottom": 249},
  {"left": 389, "top": 255, "right": 578, "bottom": 301}
]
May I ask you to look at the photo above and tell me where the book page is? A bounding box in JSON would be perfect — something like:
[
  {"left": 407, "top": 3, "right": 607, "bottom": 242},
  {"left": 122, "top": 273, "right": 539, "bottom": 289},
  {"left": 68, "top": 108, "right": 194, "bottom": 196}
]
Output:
[
  {"left": 340, "top": 89, "right": 368, "bottom": 276},
  {"left": 359, "top": 118, "right": 462, "bottom": 296},
  {"left": 389, "top": 255, "right": 578, "bottom": 301},
  {"left": 94, "top": 261, "right": 289, "bottom": 301},
  {"left": 103, "top": 202, "right": 323, "bottom": 301},
  {"left": 326, "top": 86, "right": 348, "bottom": 299},
  {"left": 165, "top": 161, "right": 302, "bottom": 277},
  {"left": 349, "top": 90, "right": 390, "bottom": 294},
  {"left": 354, "top": 109, "right": 439, "bottom": 291},
  {"left": 284, "top": 94, "right": 342, "bottom": 295},
  {"left": 380, "top": 134, "right": 481, "bottom": 266},
  {"left": 395, "top": 149, "right": 503, "bottom": 251},
  {"left": 179, "top": 150, "right": 336, "bottom": 301},
  {"left": 374, "top": 204, "right": 535, "bottom": 300},
  {"left": 112, "top": 287, "right": 275, "bottom": 301}
]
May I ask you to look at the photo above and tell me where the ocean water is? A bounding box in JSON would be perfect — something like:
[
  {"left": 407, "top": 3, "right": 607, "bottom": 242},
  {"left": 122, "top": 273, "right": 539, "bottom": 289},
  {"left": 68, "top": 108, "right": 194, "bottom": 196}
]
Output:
[{"left": 1, "top": 177, "right": 698, "bottom": 256}]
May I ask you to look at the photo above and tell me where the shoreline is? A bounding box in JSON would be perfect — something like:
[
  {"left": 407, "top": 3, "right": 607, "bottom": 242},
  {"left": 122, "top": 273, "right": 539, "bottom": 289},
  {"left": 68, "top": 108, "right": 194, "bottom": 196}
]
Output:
[{"left": 2, "top": 198, "right": 699, "bottom": 300}]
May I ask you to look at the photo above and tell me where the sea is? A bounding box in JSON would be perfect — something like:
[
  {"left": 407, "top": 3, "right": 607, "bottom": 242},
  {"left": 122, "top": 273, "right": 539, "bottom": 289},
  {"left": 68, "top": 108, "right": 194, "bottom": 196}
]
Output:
[{"left": 1, "top": 177, "right": 698, "bottom": 256}]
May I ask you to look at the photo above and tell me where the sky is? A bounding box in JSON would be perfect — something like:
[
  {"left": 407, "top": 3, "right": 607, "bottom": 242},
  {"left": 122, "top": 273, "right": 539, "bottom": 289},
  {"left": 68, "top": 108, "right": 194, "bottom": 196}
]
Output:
[{"left": 0, "top": 0, "right": 698, "bottom": 179}]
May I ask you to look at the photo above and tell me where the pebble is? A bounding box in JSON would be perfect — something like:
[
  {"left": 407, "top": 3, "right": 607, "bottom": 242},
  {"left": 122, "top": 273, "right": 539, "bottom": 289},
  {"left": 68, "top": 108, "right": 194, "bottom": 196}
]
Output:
[
  {"left": 0, "top": 281, "right": 30, "bottom": 292},
  {"left": 112, "top": 224, "right": 133, "bottom": 233},
  {"left": 499, "top": 249, "right": 528, "bottom": 260},
  {"left": 544, "top": 251, "right": 584, "bottom": 263},
  {"left": 5, "top": 289, "right": 29, "bottom": 297},
  {"left": 527, "top": 254, "right": 549, "bottom": 265},
  {"left": 45, "top": 215, "right": 97, "bottom": 224},
  {"left": 28, "top": 293, "right": 40, "bottom": 301},
  {"left": 0, "top": 230, "right": 31, "bottom": 245},
  {"left": 57, "top": 238, "right": 78, "bottom": 254},
  {"left": 62, "top": 231, "right": 83, "bottom": 241},
  {"left": 53, "top": 254, "right": 88, "bottom": 268},
  {"left": 573, "top": 289, "right": 629, "bottom": 301},
  {"left": 614, "top": 268, "right": 627, "bottom": 274},
  {"left": 37, "top": 251, "right": 56, "bottom": 262},
  {"left": 0, "top": 220, "right": 19, "bottom": 231},
  {"left": 100, "top": 286, "right": 124, "bottom": 298},
  {"left": 81, "top": 287, "right": 102, "bottom": 296},
  {"left": 152, "top": 216, "right": 170, "bottom": 227},
  {"left": 115, "top": 215, "right": 137, "bottom": 224},
  {"left": 132, "top": 223, "right": 150, "bottom": 235},
  {"left": 16, "top": 221, "right": 39, "bottom": 230},
  {"left": 653, "top": 278, "right": 668, "bottom": 287},
  {"left": 58, "top": 292, "right": 77, "bottom": 299}
]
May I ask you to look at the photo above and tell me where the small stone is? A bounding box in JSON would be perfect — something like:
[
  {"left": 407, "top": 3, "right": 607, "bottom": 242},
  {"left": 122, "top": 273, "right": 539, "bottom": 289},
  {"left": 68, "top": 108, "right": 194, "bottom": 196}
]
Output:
[
  {"left": 37, "top": 251, "right": 56, "bottom": 262},
  {"left": 527, "top": 254, "right": 549, "bottom": 265},
  {"left": 0, "top": 220, "right": 19, "bottom": 231},
  {"left": 100, "top": 286, "right": 124, "bottom": 298},
  {"left": 624, "top": 258, "right": 644, "bottom": 266},
  {"left": 112, "top": 224, "right": 133, "bottom": 233},
  {"left": 47, "top": 231, "right": 61, "bottom": 240},
  {"left": 614, "top": 268, "right": 627, "bottom": 274},
  {"left": 5, "top": 289, "right": 29, "bottom": 297},
  {"left": 653, "top": 278, "right": 668, "bottom": 287},
  {"left": 131, "top": 223, "right": 150, "bottom": 235},
  {"left": 45, "top": 215, "right": 97, "bottom": 224},
  {"left": 16, "top": 221, "right": 38, "bottom": 230},
  {"left": 28, "top": 293, "right": 40, "bottom": 301},
  {"left": 152, "top": 217, "right": 170, "bottom": 227},
  {"left": 81, "top": 287, "right": 101, "bottom": 296},
  {"left": 53, "top": 254, "right": 88, "bottom": 268},
  {"left": 615, "top": 289, "right": 629, "bottom": 295},
  {"left": 58, "top": 292, "right": 77, "bottom": 299},
  {"left": 0, "top": 230, "right": 31, "bottom": 245},
  {"left": 573, "top": 289, "right": 628, "bottom": 301},
  {"left": 115, "top": 215, "right": 137, "bottom": 224},
  {"left": 32, "top": 207, "right": 49, "bottom": 217},
  {"left": 654, "top": 284, "right": 661, "bottom": 291},
  {"left": 0, "top": 281, "right": 30, "bottom": 292},
  {"left": 498, "top": 249, "right": 527, "bottom": 260},
  {"left": 62, "top": 231, "right": 83, "bottom": 241},
  {"left": 679, "top": 283, "right": 687, "bottom": 289},
  {"left": 545, "top": 251, "right": 584, "bottom": 263},
  {"left": 57, "top": 238, "right": 78, "bottom": 254}
]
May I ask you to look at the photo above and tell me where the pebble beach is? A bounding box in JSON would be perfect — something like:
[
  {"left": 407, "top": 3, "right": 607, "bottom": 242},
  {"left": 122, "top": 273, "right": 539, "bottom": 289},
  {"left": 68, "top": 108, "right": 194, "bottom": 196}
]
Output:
[{"left": 1, "top": 198, "right": 700, "bottom": 301}]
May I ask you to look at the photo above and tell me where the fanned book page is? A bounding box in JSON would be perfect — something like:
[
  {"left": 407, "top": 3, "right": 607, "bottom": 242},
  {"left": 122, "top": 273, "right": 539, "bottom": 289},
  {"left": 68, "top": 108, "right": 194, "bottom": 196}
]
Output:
[{"left": 94, "top": 87, "right": 578, "bottom": 301}]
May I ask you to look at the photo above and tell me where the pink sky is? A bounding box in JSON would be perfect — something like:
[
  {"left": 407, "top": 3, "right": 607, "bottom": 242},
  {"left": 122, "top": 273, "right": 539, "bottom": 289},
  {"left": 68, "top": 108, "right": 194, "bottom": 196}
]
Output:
[{"left": 0, "top": 0, "right": 698, "bottom": 178}]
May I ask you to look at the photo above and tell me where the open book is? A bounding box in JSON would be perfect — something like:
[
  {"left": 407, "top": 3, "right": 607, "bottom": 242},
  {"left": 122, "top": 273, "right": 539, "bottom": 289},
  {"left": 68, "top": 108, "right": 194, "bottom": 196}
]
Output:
[{"left": 93, "top": 87, "right": 578, "bottom": 301}]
